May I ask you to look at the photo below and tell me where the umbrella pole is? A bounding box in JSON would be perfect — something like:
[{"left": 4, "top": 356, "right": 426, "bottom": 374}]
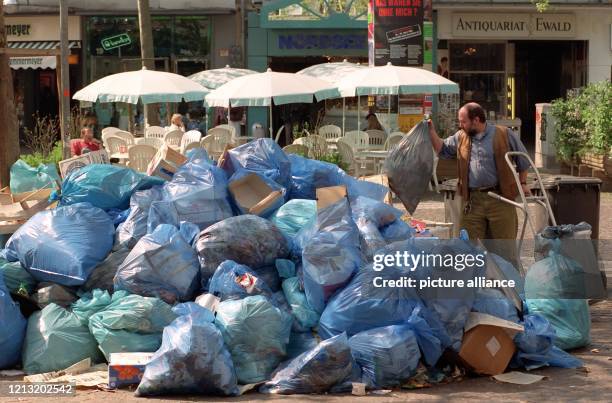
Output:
[
  {"left": 357, "top": 96, "right": 360, "bottom": 131},
  {"left": 269, "top": 103, "right": 273, "bottom": 138},
  {"left": 388, "top": 94, "right": 391, "bottom": 131},
  {"left": 342, "top": 98, "right": 346, "bottom": 134}
]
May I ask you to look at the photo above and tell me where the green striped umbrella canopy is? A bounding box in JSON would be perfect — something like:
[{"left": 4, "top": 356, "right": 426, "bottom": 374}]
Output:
[
  {"left": 188, "top": 65, "right": 257, "bottom": 89},
  {"left": 296, "top": 60, "right": 366, "bottom": 84},
  {"left": 73, "top": 67, "right": 209, "bottom": 104}
]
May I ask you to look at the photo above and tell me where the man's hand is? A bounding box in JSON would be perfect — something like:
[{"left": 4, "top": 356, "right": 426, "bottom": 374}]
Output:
[{"left": 521, "top": 183, "right": 531, "bottom": 197}]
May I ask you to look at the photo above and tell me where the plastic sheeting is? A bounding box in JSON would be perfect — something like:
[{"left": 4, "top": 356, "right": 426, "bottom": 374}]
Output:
[
  {"left": 147, "top": 156, "right": 233, "bottom": 232},
  {"left": 223, "top": 138, "right": 292, "bottom": 189},
  {"left": 287, "top": 154, "right": 388, "bottom": 201},
  {"left": 208, "top": 260, "right": 273, "bottom": 301},
  {"left": 286, "top": 331, "right": 320, "bottom": 360},
  {"left": 71, "top": 289, "right": 113, "bottom": 325},
  {"left": 9, "top": 159, "right": 60, "bottom": 194},
  {"left": 384, "top": 120, "right": 433, "bottom": 214},
  {"left": 260, "top": 333, "right": 353, "bottom": 394},
  {"left": 56, "top": 164, "right": 163, "bottom": 211},
  {"left": 301, "top": 199, "right": 361, "bottom": 313},
  {"left": 282, "top": 277, "right": 320, "bottom": 330},
  {"left": 136, "top": 304, "right": 239, "bottom": 397},
  {"left": 215, "top": 295, "right": 292, "bottom": 384},
  {"left": 351, "top": 196, "right": 405, "bottom": 259},
  {"left": 472, "top": 288, "right": 519, "bottom": 323},
  {"left": 4, "top": 202, "right": 115, "bottom": 286},
  {"left": 88, "top": 291, "right": 177, "bottom": 360},
  {"left": 270, "top": 199, "right": 317, "bottom": 240},
  {"left": 512, "top": 314, "right": 583, "bottom": 370},
  {"left": 22, "top": 303, "right": 102, "bottom": 374},
  {"left": 114, "top": 223, "right": 201, "bottom": 304},
  {"left": 525, "top": 251, "right": 591, "bottom": 350},
  {"left": 349, "top": 324, "right": 421, "bottom": 388},
  {"left": 0, "top": 275, "right": 26, "bottom": 369},
  {"left": 195, "top": 215, "right": 289, "bottom": 290},
  {"left": 114, "top": 187, "right": 163, "bottom": 250}
]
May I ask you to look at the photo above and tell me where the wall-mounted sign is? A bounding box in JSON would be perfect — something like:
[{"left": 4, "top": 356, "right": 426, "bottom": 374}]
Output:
[
  {"left": 101, "top": 33, "right": 132, "bottom": 51},
  {"left": 5, "top": 24, "right": 31, "bottom": 37},
  {"left": 9, "top": 56, "right": 57, "bottom": 70},
  {"left": 452, "top": 13, "right": 576, "bottom": 38},
  {"left": 277, "top": 33, "right": 366, "bottom": 50},
  {"left": 5, "top": 16, "right": 81, "bottom": 41}
]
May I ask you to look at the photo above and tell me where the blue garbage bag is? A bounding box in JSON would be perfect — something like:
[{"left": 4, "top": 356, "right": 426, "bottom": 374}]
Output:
[
  {"left": 260, "top": 333, "right": 353, "bottom": 394},
  {"left": 10, "top": 159, "right": 60, "bottom": 194},
  {"left": 56, "top": 164, "right": 163, "bottom": 211},
  {"left": 287, "top": 154, "right": 388, "bottom": 201},
  {"left": 136, "top": 304, "right": 239, "bottom": 397},
  {"left": 223, "top": 138, "right": 292, "bottom": 189},
  {"left": 147, "top": 156, "right": 233, "bottom": 232},
  {"left": 318, "top": 262, "right": 420, "bottom": 339},
  {"left": 208, "top": 260, "right": 273, "bottom": 301},
  {"left": 1, "top": 257, "right": 37, "bottom": 295},
  {"left": 22, "top": 303, "right": 102, "bottom": 374},
  {"left": 282, "top": 277, "right": 320, "bottom": 330},
  {"left": 228, "top": 171, "right": 287, "bottom": 217},
  {"left": 114, "top": 223, "right": 200, "bottom": 304},
  {"left": 525, "top": 251, "right": 591, "bottom": 350},
  {"left": 195, "top": 215, "right": 290, "bottom": 290},
  {"left": 81, "top": 248, "right": 131, "bottom": 294},
  {"left": 270, "top": 199, "right": 317, "bottom": 241},
  {"left": 351, "top": 196, "right": 404, "bottom": 259},
  {"left": 88, "top": 291, "right": 177, "bottom": 361},
  {"left": 115, "top": 187, "right": 163, "bottom": 249},
  {"left": 4, "top": 203, "right": 115, "bottom": 286},
  {"left": 215, "top": 295, "right": 292, "bottom": 384},
  {"left": 286, "top": 331, "right": 320, "bottom": 360},
  {"left": 302, "top": 199, "right": 361, "bottom": 313},
  {"left": 472, "top": 288, "right": 520, "bottom": 323},
  {"left": 512, "top": 314, "right": 583, "bottom": 370},
  {"left": 254, "top": 264, "right": 282, "bottom": 292},
  {"left": 380, "top": 219, "right": 416, "bottom": 243},
  {"left": 276, "top": 259, "right": 296, "bottom": 279},
  {"left": 491, "top": 253, "right": 525, "bottom": 297},
  {"left": 0, "top": 275, "right": 26, "bottom": 369},
  {"left": 349, "top": 324, "right": 421, "bottom": 389}
]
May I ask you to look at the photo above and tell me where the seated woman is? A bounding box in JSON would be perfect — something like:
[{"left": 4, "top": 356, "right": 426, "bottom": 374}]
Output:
[
  {"left": 366, "top": 111, "right": 384, "bottom": 131},
  {"left": 70, "top": 127, "right": 101, "bottom": 156},
  {"left": 167, "top": 113, "right": 185, "bottom": 132}
]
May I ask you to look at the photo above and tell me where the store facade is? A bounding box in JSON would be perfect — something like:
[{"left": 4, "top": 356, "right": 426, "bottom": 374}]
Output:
[
  {"left": 434, "top": 1, "right": 611, "bottom": 147},
  {"left": 4, "top": 15, "right": 82, "bottom": 139}
]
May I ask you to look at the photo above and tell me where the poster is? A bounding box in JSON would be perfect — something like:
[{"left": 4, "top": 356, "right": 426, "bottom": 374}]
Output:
[{"left": 368, "top": 0, "right": 424, "bottom": 67}]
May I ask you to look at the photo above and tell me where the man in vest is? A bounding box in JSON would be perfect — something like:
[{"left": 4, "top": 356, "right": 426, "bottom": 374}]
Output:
[{"left": 428, "top": 102, "right": 530, "bottom": 264}]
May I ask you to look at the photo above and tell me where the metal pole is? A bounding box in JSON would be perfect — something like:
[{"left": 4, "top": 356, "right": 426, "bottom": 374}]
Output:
[
  {"left": 269, "top": 103, "right": 273, "bottom": 138},
  {"left": 387, "top": 94, "right": 391, "bottom": 131},
  {"left": 59, "top": 0, "right": 71, "bottom": 159},
  {"left": 357, "top": 95, "right": 360, "bottom": 131},
  {"left": 342, "top": 98, "right": 345, "bottom": 134}
]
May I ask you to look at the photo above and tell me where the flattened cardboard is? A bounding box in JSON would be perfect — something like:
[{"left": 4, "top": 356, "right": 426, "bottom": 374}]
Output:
[
  {"left": 58, "top": 149, "right": 110, "bottom": 178},
  {"left": 228, "top": 173, "right": 283, "bottom": 216},
  {"left": 316, "top": 185, "right": 347, "bottom": 210},
  {"left": 464, "top": 312, "right": 524, "bottom": 335},
  {"left": 146, "top": 144, "right": 187, "bottom": 180}
]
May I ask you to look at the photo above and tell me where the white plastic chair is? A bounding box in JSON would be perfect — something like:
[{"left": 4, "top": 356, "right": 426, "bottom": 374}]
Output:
[
  {"left": 215, "top": 124, "right": 237, "bottom": 140},
  {"left": 282, "top": 144, "right": 309, "bottom": 157},
  {"left": 298, "top": 134, "right": 328, "bottom": 159},
  {"left": 180, "top": 130, "right": 202, "bottom": 153},
  {"left": 274, "top": 126, "right": 285, "bottom": 144},
  {"left": 135, "top": 137, "right": 164, "bottom": 149},
  {"left": 182, "top": 142, "right": 202, "bottom": 155},
  {"left": 164, "top": 129, "right": 183, "bottom": 149},
  {"left": 127, "top": 144, "right": 157, "bottom": 173},
  {"left": 317, "top": 124, "right": 342, "bottom": 141},
  {"left": 201, "top": 131, "right": 232, "bottom": 160},
  {"left": 385, "top": 132, "right": 405, "bottom": 150},
  {"left": 366, "top": 129, "right": 387, "bottom": 150},
  {"left": 343, "top": 130, "right": 369, "bottom": 151},
  {"left": 108, "top": 130, "right": 134, "bottom": 146},
  {"left": 145, "top": 126, "right": 166, "bottom": 139},
  {"left": 336, "top": 139, "right": 373, "bottom": 177},
  {"left": 101, "top": 127, "right": 122, "bottom": 148},
  {"left": 106, "top": 136, "right": 128, "bottom": 163},
  {"left": 430, "top": 150, "right": 440, "bottom": 193}
]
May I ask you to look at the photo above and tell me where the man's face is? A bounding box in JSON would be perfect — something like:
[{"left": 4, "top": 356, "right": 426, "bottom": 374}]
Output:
[
  {"left": 458, "top": 109, "right": 478, "bottom": 136},
  {"left": 82, "top": 129, "right": 93, "bottom": 141}
]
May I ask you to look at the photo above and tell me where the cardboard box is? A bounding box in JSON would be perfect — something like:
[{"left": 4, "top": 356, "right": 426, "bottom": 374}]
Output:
[
  {"left": 315, "top": 185, "right": 347, "bottom": 210},
  {"left": 228, "top": 173, "right": 284, "bottom": 216},
  {"left": 146, "top": 144, "right": 188, "bottom": 180},
  {"left": 108, "top": 352, "right": 155, "bottom": 389},
  {"left": 458, "top": 312, "right": 524, "bottom": 376},
  {"left": 58, "top": 150, "right": 110, "bottom": 178}
]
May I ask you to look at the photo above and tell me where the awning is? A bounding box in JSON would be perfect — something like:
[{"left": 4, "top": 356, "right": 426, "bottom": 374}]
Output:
[
  {"left": 10, "top": 56, "right": 57, "bottom": 70},
  {"left": 7, "top": 40, "right": 81, "bottom": 50}
]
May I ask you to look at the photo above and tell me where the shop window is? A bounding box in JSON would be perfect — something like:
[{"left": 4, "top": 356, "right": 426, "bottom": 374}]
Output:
[{"left": 449, "top": 42, "right": 507, "bottom": 119}]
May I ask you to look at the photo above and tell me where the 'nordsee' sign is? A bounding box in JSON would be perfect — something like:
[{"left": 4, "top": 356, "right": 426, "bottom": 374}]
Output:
[{"left": 452, "top": 13, "right": 576, "bottom": 38}]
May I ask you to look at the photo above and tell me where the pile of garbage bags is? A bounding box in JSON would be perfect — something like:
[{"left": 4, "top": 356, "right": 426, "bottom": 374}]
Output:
[{"left": 0, "top": 138, "right": 588, "bottom": 396}]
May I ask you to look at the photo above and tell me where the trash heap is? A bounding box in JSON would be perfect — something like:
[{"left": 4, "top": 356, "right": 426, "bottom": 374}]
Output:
[{"left": 0, "top": 138, "right": 587, "bottom": 396}]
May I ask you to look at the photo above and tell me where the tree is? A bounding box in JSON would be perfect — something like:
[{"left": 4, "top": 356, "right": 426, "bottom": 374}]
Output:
[
  {"left": 0, "top": 3, "right": 20, "bottom": 188},
  {"left": 137, "top": 0, "right": 160, "bottom": 126}
]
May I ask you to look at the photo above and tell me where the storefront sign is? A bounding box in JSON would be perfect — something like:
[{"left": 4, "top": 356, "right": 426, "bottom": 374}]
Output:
[
  {"left": 5, "top": 24, "right": 31, "bottom": 37},
  {"left": 277, "top": 33, "right": 366, "bottom": 50},
  {"left": 452, "top": 13, "right": 576, "bottom": 38},
  {"left": 101, "top": 33, "right": 132, "bottom": 51},
  {"left": 368, "top": 0, "right": 424, "bottom": 67},
  {"left": 9, "top": 56, "right": 57, "bottom": 70},
  {"left": 4, "top": 16, "right": 81, "bottom": 41}
]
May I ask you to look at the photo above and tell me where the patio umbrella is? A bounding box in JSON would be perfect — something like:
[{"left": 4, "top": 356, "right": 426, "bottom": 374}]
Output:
[
  {"left": 205, "top": 68, "right": 339, "bottom": 136},
  {"left": 73, "top": 67, "right": 209, "bottom": 104},
  {"left": 297, "top": 60, "right": 366, "bottom": 134},
  {"left": 334, "top": 62, "right": 460, "bottom": 131},
  {"left": 188, "top": 65, "right": 257, "bottom": 89}
]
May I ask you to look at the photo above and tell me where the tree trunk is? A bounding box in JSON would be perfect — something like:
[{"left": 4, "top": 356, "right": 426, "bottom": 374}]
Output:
[
  {"left": 0, "top": 4, "right": 20, "bottom": 188},
  {"left": 137, "top": 0, "right": 160, "bottom": 127},
  {"left": 59, "top": 0, "right": 71, "bottom": 159}
]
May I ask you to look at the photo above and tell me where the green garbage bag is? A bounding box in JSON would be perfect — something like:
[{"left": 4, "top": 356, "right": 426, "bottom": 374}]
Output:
[
  {"left": 0, "top": 258, "right": 37, "bottom": 296},
  {"left": 71, "top": 289, "right": 114, "bottom": 326},
  {"left": 88, "top": 292, "right": 177, "bottom": 361},
  {"left": 10, "top": 160, "right": 60, "bottom": 194},
  {"left": 22, "top": 303, "right": 102, "bottom": 374}
]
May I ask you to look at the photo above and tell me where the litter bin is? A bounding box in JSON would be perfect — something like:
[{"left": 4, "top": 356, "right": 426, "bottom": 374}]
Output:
[{"left": 533, "top": 175, "right": 602, "bottom": 239}]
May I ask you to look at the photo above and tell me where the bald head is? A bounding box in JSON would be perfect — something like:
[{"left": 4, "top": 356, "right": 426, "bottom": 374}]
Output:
[{"left": 458, "top": 102, "right": 487, "bottom": 136}]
